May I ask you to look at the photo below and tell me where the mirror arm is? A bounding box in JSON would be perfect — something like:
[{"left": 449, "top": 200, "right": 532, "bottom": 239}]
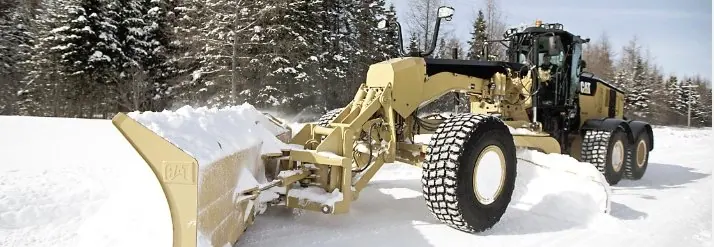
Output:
[
  {"left": 395, "top": 21, "right": 409, "bottom": 57},
  {"left": 420, "top": 17, "right": 442, "bottom": 57}
]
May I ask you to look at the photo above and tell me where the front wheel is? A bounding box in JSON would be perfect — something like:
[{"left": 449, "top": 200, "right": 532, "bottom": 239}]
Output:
[{"left": 422, "top": 113, "right": 517, "bottom": 233}]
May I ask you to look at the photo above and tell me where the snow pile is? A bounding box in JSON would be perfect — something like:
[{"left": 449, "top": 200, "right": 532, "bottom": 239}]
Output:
[
  {"left": 510, "top": 148, "right": 612, "bottom": 223},
  {"left": 0, "top": 116, "right": 172, "bottom": 247},
  {"left": 127, "top": 103, "right": 291, "bottom": 169}
]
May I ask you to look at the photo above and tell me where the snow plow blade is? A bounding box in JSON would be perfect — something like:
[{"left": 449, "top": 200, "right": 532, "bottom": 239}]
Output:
[
  {"left": 111, "top": 108, "right": 291, "bottom": 247},
  {"left": 112, "top": 114, "right": 199, "bottom": 247}
]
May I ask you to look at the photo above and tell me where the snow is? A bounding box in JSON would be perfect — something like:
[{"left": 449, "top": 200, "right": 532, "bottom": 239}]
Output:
[
  {"left": 237, "top": 127, "right": 712, "bottom": 247},
  {"left": 234, "top": 167, "right": 260, "bottom": 194},
  {"left": 127, "top": 104, "right": 303, "bottom": 246},
  {"left": 286, "top": 187, "right": 344, "bottom": 209},
  {"left": 277, "top": 170, "right": 303, "bottom": 179},
  {"left": 88, "top": 51, "right": 110, "bottom": 62},
  {"left": 1, "top": 105, "right": 709, "bottom": 247},
  {"left": 148, "top": 7, "right": 160, "bottom": 15},
  {"left": 0, "top": 104, "right": 300, "bottom": 247},
  {"left": 507, "top": 125, "right": 540, "bottom": 135},
  {"left": 127, "top": 103, "right": 291, "bottom": 170},
  {"left": 0, "top": 116, "right": 172, "bottom": 247}
]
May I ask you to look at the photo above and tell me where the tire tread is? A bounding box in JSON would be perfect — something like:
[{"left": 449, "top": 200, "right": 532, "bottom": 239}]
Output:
[{"left": 422, "top": 113, "right": 487, "bottom": 232}]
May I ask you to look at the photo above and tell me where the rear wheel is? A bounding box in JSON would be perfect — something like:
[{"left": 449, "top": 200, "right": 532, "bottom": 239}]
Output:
[
  {"left": 624, "top": 131, "right": 650, "bottom": 180},
  {"left": 422, "top": 113, "right": 517, "bottom": 233},
  {"left": 581, "top": 129, "right": 628, "bottom": 185}
]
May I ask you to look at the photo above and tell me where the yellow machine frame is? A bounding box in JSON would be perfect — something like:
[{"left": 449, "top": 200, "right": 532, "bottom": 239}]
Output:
[{"left": 260, "top": 56, "right": 561, "bottom": 214}]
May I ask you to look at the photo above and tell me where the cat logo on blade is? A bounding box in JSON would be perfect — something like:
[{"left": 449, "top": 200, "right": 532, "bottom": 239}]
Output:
[
  {"left": 163, "top": 161, "right": 196, "bottom": 184},
  {"left": 580, "top": 81, "right": 592, "bottom": 95}
]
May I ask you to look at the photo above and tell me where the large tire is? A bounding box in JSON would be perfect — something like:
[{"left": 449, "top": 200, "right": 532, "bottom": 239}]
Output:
[
  {"left": 581, "top": 128, "right": 628, "bottom": 185},
  {"left": 624, "top": 131, "right": 650, "bottom": 180},
  {"left": 317, "top": 108, "right": 343, "bottom": 127},
  {"left": 422, "top": 113, "right": 517, "bottom": 233}
]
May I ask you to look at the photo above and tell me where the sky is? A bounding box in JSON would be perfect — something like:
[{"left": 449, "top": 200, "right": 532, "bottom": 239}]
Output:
[{"left": 387, "top": 0, "right": 712, "bottom": 82}]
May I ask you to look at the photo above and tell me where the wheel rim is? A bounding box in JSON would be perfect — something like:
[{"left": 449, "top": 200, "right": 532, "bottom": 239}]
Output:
[
  {"left": 472, "top": 145, "right": 506, "bottom": 205},
  {"left": 636, "top": 140, "right": 647, "bottom": 167},
  {"left": 611, "top": 140, "right": 624, "bottom": 172}
]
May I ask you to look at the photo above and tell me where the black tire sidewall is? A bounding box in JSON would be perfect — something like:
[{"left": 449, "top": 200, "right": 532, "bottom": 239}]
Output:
[{"left": 455, "top": 119, "right": 517, "bottom": 231}]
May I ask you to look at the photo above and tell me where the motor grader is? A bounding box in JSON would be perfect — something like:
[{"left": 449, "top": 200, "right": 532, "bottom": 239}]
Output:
[
  {"left": 252, "top": 6, "right": 655, "bottom": 233},
  {"left": 104, "top": 6, "right": 654, "bottom": 247}
]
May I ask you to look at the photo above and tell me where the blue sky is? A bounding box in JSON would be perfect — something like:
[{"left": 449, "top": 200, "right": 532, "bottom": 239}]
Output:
[{"left": 387, "top": 0, "right": 712, "bottom": 81}]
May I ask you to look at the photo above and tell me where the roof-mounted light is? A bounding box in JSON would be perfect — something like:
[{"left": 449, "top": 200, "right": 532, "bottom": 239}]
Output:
[{"left": 545, "top": 23, "right": 563, "bottom": 30}]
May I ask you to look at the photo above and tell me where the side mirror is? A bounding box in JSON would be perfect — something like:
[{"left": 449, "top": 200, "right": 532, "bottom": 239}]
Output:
[
  {"left": 377, "top": 20, "right": 388, "bottom": 29},
  {"left": 437, "top": 6, "right": 454, "bottom": 20}
]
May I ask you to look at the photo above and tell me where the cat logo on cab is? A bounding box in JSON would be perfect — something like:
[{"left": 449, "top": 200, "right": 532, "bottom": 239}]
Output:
[{"left": 580, "top": 81, "right": 591, "bottom": 95}]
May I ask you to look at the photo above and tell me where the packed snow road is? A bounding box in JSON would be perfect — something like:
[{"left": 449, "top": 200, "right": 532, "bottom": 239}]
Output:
[{"left": 236, "top": 126, "right": 712, "bottom": 247}]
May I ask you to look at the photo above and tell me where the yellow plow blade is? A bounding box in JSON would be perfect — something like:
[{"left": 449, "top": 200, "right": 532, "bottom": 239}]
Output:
[{"left": 108, "top": 108, "right": 291, "bottom": 247}]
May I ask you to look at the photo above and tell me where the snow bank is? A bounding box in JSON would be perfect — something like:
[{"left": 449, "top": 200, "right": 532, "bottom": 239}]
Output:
[{"left": 0, "top": 116, "right": 172, "bottom": 247}]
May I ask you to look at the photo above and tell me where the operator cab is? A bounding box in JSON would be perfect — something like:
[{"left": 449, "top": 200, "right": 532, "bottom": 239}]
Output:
[
  {"left": 500, "top": 20, "right": 591, "bottom": 148},
  {"left": 504, "top": 21, "right": 587, "bottom": 110}
]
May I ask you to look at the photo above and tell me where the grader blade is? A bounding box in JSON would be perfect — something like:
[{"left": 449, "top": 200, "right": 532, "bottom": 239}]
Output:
[{"left": 108, "top": 108, "right": 292, "bottom": 247}]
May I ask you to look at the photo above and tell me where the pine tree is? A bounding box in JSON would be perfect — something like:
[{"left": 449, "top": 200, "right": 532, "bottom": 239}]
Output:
[
  {"left": 48, "top": 0, "right": 123, "bottom": 111},
  {"left": 0, "top": 0, "right": 33, "bottom": 115},
  {"left": 378, "top": 3, "right": 400, "bottom": 59},
  {"left": 141, "top": 0, "right": 183, "bottom": 111},
  {"left": 408, "top": 32, "right": 419, "bottom": 55},
  {"left": 110, "top": 0, "right": 182, "bottom": 112},
  {"left": 613, "top": 36, "right": 657, "bottom": 121},
  {"left": 624, "top": 57, "right": 653, "bottom": 118},
  {"left": 172, "top": 0, "right": 271, "bottom": 107},
  {"left": 113, "top": 0, "right": 150, "bottom": 111},
  {"left": 240, "top": 0, "right": 321, "bottom": 111},
  {"left": 682, "top": 76, "right": 711, "bottom": 126},
  {"left": 19, "top": 0, "right": 66, "bottom": 116},
  {"left": 466, "top": 10, "right": 486, "bottom": 60},
  {"left": 660, "top": 76, "right": 686, "bottom": 125},
  {"left": 307, "top": 0, "right": 355, "bottom": 111},
  {"left": 346, "top": 0, "right": 386, "bottom": 92}
]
